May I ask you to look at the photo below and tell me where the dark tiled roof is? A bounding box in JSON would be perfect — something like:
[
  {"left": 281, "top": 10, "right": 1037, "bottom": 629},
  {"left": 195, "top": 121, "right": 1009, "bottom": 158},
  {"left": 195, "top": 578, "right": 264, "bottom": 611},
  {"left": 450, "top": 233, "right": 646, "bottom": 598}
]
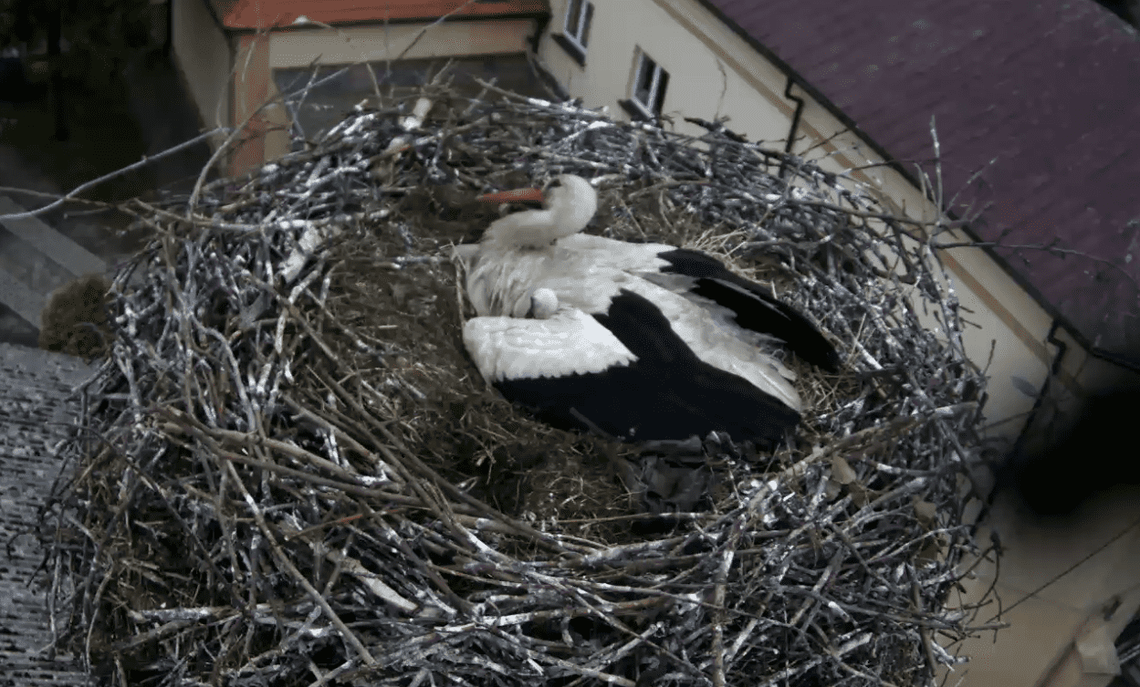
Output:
[
  {"left": 214, "top": 0, "right": 548, "bottom": 29},
  {"left": 703, "top": 0, "right": 1140, "bottom": 361}
]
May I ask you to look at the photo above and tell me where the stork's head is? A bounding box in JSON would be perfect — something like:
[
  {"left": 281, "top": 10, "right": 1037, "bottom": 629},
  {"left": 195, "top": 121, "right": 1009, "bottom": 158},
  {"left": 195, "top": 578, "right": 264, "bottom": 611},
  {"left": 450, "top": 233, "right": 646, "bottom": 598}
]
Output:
[
  {"left": 542, "top": 175, "right": 598, "bottom": 237},
  {"left": 478, "top": 174, "right": 599, "bottom": 246}
]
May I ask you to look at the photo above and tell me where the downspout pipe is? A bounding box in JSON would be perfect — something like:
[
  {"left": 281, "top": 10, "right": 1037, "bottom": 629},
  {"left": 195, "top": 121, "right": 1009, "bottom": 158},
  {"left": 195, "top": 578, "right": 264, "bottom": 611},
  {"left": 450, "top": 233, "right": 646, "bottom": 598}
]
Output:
[
  {"left": 967, "top": 319, "right": 1068, "bottom": 536},
  {"left": 528, "top": 12, "right": 551, "bottom": 54},
  {"left": 1011, "top": 319, "right": 1068, "bottom": 459},
  {"left": 778, "top": 76, "right": 804, "bottom": 179},
  {"left": 524, "top": 10, "right": 570, "bottom": 101}
]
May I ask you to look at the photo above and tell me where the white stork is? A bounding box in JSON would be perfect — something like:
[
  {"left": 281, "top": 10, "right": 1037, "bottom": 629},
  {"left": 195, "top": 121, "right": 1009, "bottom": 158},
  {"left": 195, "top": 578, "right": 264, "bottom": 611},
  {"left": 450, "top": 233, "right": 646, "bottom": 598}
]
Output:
[{"left": 454, "top": 174, "right": 838, "bottom": 446}]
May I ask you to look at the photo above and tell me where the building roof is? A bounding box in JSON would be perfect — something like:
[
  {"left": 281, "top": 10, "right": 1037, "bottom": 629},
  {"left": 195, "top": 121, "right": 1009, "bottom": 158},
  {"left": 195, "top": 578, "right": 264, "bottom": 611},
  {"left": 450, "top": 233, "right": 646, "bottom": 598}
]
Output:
[
  {"left": 214, "top": 0, "right": 548, "bottom": 30},
  {"left": 702, "top": 0, "right": 1140, "bottom": 362}
]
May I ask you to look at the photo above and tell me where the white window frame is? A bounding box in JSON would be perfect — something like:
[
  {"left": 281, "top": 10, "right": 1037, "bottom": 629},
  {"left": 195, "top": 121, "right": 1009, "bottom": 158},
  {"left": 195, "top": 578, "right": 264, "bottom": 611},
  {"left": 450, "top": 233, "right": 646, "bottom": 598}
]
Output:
[
  {"left": 563, "top": 0, "right": 593, "bottom": 52},
  {"left": 630, "top": 51, "right": 668, "bottom": 118}
]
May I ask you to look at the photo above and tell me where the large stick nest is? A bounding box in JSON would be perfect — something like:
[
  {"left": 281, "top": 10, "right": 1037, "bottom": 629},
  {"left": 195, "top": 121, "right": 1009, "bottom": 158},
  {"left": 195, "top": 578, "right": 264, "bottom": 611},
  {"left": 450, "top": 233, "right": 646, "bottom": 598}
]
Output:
[{"left": 44, "top": 79, "right": 993, "bottom": 686}]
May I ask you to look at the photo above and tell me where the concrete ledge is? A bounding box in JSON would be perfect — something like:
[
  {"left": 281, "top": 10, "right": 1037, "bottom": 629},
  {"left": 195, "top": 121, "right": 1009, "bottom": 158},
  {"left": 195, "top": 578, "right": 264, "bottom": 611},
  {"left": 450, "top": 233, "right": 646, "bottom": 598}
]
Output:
[
  {"left": 0, "top": 196, "right": 106, "bottom": 277},
  {"left": 0, "top": 263, "right": 45, "bottom": 329}
]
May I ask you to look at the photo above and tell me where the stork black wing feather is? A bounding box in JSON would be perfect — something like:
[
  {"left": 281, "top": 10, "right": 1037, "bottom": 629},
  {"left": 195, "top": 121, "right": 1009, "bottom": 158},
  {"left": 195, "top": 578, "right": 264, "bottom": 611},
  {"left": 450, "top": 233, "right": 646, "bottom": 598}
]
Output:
[
  {"left": 656, "top": 249, "right": 840, "bottom": 371},
  {"left": 495, "top": 290, "right": 801, "bottom": 446}
]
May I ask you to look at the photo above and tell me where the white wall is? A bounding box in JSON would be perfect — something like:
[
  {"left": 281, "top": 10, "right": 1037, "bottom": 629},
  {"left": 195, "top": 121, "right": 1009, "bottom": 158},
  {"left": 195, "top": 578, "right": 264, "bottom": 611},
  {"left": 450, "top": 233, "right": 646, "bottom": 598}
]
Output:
[{"left": 541, "top": 0, "right": 793, "bottom": 142}]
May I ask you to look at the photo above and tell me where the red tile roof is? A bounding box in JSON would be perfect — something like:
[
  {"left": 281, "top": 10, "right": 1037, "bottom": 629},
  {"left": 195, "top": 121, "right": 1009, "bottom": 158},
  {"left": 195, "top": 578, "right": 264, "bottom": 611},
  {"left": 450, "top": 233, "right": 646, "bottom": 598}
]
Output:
[
  {"left": 215, "top": 0, "right": 548, "bottom": 30},
  {"left": 701, "top": 0, "right": 1140, "bottom": 362}
]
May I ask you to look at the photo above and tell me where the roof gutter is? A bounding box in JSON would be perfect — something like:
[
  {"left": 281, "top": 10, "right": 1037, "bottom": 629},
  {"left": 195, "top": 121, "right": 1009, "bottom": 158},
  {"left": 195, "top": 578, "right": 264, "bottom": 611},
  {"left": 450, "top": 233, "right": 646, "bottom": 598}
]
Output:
[
  {"left": 1013, "top": 320, "right": 1069, "bottom": 458},
  {"left": 693, "top": 0, "right": 925, "bottom": 195}
]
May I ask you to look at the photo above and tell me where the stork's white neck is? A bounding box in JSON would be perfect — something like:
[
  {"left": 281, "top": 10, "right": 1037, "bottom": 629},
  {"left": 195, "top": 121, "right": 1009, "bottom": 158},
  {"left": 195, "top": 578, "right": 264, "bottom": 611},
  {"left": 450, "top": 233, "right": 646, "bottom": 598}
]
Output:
[
  {"left": 482, "top": 176, "right": 598, "bottom": 248},
  {"left": 482, "top": 208, "right": 568, "bottom": 248}
]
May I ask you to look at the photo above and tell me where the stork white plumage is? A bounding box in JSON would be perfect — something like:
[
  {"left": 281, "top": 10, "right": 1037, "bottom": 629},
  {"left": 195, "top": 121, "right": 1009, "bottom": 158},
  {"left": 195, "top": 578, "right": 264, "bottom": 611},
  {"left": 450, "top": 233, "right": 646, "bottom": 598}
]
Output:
[{"left": 455, "top": 174, "right": 838, "bottom": 446}]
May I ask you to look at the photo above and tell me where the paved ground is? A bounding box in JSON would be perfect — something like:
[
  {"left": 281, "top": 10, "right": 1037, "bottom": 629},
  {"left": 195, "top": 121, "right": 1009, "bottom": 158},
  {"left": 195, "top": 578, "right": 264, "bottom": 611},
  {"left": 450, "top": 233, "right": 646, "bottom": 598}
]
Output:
[{"left": 0, "top": 343, "right": 97, "bottom": 686}]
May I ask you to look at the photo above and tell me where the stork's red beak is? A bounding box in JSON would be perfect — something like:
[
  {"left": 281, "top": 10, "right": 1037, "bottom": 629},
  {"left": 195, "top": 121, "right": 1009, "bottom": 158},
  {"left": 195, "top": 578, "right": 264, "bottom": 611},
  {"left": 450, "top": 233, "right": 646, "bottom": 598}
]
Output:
[{"left": 477, "top": 187, "right": 545, "bottom": 204}]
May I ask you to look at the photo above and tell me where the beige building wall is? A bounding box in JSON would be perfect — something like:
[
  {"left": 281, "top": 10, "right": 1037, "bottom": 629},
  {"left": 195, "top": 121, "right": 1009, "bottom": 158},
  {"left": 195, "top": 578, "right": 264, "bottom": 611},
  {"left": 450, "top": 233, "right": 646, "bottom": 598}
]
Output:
[
  {"left": 541, "top": 0, "right": 791, "bottom": 143},
  {"left": 948, "top": 491, "right": 1140, "bottom": 687},
  {"left": 171, "top": 0, "right": 232, "bottom": 146}
]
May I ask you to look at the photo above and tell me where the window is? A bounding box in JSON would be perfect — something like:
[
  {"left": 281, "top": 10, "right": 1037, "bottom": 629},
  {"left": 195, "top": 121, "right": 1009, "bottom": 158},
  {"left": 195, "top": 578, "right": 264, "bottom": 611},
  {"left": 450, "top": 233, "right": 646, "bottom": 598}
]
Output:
[
  {"left": 553, "top": 0, "right": 593, "bottom": 66},
  {"left": 622, "top": 51, "right": 669, "bottom": 120},
  {"left": 565, "top": 0, "right": 593, "bottom": 49}
]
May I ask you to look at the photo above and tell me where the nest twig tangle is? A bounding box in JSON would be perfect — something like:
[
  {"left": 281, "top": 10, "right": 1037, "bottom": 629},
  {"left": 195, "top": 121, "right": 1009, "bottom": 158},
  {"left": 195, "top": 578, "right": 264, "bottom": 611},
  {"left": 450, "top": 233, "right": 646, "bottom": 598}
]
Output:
[{"left": 43, "top": 80, "right": 994, "bottom": 686}]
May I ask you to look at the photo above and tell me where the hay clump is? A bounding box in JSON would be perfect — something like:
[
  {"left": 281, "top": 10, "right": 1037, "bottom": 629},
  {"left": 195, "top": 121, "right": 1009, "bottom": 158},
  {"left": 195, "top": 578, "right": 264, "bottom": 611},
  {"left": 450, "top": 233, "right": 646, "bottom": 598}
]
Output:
[
  {"left": 39, "top": 273, "right": 113, "bottom": 361},
  {"left": 43, "top": 80, "right": 993, "bottom": 686}
]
